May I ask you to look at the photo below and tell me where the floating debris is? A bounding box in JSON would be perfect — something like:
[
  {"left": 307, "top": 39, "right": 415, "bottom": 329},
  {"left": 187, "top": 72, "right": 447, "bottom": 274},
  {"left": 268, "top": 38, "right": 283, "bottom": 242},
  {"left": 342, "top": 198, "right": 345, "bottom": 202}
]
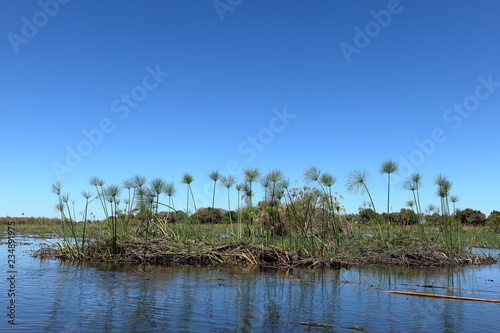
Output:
[{"left": 382, "top": 290, "right": 500, "bottom": 303}]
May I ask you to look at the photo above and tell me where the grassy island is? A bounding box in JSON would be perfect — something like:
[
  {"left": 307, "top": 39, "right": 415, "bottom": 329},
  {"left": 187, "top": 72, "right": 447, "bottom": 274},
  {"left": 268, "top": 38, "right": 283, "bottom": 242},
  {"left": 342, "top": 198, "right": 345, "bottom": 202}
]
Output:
[{"left": 3, "top": 167, "right": 499, "bottom": 268}]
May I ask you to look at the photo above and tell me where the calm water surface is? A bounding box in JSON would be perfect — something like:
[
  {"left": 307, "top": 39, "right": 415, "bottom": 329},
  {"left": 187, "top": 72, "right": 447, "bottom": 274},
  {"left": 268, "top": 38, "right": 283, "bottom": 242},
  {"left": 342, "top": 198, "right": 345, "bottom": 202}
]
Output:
[{"left": 1, "top": 238, "right": 499, "bottom": 332}]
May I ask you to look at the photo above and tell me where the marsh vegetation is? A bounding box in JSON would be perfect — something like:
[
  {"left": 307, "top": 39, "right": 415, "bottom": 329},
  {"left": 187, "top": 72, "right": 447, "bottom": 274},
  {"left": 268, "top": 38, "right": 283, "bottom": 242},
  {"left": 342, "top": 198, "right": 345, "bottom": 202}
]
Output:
[{"left": 4, "top": 164, "right": 499, "bottom": 267}]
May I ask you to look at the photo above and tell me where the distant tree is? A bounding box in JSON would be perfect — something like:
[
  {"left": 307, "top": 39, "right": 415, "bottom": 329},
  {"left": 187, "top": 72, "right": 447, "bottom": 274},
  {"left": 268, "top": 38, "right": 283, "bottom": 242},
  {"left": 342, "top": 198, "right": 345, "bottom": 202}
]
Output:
[
  {"left": 390, "top": 209, "right": 418, "bottom": 225},
  {"left": 487, "top": 211, "right": 500, "bottom": 232},
  {"left": 456, "top": 208, "right": 486, "bottom": 226},
  {"left": 358, "top": 208, "right": 378, "bottom": 224}
]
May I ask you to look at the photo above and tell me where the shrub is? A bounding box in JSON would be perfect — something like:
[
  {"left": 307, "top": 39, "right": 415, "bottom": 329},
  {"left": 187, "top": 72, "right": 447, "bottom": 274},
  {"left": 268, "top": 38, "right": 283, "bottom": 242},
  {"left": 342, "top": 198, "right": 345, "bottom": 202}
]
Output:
[
  {"left": 220, "top": 210, "right": 236, "bottom": 224},
  {"left": 389, "top": 209, "right": 419, "bottom": 225},
  {"left": 456, "top": 208, "right": 486, "bottom": 226},
  {"left": 156, "top": 210, "right": 188, "bottom": 223},
  {"left": 424, "top": 213, "right": 443, "bottom": 226},
  {"left": 192, "top": 208, "right": 226, "bottom": 224},
  {"left": 358, "top": 208, "right": 378, "bottom": 224},
  {"left": 487, "top": 210, "right": 500, "bottom": 233}
]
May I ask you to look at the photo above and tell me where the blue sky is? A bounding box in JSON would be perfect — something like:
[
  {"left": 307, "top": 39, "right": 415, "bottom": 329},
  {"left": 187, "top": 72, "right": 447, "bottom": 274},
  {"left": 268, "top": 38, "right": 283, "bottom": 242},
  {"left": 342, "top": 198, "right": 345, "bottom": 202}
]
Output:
[{"left": 1, "top": 0, "right": 499, "bottom": 219}]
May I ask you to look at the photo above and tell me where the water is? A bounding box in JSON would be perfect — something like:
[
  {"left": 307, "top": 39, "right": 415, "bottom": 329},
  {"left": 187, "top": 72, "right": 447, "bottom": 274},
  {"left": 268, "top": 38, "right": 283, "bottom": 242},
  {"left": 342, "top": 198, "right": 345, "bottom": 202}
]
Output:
[{"left": 1, "top": 238, "right": 499, "bottom": 332}]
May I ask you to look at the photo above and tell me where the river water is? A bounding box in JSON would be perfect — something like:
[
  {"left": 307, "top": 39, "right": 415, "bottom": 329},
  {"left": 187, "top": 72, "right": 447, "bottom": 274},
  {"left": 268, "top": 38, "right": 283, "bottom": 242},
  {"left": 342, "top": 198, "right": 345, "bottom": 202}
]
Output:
[{"left": 1, "top": 237, "right": 499, "bottom": 332}]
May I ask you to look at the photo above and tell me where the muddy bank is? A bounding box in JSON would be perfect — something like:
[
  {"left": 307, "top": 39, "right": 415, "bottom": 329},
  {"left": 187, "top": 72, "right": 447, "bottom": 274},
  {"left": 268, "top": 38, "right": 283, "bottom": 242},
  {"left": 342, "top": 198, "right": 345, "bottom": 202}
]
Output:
[{"left": 36, "top": 236, "right": 498, "bottom": 268}]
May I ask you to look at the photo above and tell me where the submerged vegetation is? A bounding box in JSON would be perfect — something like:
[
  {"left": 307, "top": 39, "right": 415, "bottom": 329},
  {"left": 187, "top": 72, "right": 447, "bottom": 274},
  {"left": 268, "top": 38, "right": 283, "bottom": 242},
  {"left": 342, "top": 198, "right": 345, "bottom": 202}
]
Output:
[{"left": 3, "top": 164, "right": 499, "bottom": 267}]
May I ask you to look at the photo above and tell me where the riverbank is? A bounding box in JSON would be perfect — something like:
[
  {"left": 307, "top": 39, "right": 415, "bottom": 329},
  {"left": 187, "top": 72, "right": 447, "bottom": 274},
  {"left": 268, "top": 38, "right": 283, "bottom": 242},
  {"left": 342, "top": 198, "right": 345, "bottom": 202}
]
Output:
[
  {"left": 35, "top": 235, "right": 497, "bottom": 268},
  {"left": 3, "top": 220, "right": 498, "bottom": 268}
]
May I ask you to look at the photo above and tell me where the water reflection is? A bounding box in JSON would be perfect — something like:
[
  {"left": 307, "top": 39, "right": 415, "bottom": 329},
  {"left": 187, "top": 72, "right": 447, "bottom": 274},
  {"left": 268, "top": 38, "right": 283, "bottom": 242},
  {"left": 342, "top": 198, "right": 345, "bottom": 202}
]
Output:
[{"left": 1, "top": 241, "right": 498, "bottom": 332}]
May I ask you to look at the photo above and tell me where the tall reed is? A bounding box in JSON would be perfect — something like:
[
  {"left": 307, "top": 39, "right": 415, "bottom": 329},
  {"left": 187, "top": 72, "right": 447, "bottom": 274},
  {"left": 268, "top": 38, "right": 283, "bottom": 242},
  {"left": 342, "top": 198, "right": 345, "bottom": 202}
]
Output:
[
  {"left": 220, "top": 175, "right": 235, "bottom": 224},
  {"left": 51, "top": 182, "right": 66, "bottom": 241},
  {"left": 164, "top": 182, "right": 176, "bottom": 213},
  {"left": 103, "top": 185, "right": 120, "bottom": 252},
  {"left": 89, "top": 176, "right": 108, "bottom": 219},
  {"left": 380, "top": 160, "right": 398, "bottom": 238},
  {"left": 244, "top": 168, "right": 260, "bottom": 239},
  {"left": 80, "top": 190, "right": 93, "bottom": 253},
  {"left": 209, "top": 171, "right": 220, "bottom": 217},
  {"left": 122, "top": 178, "right": 135, "bottom": 216},
  {"left": 304, "top": 166, "right": 341, "bottom": 247},
  {"left": 435, "top": 174, "right": 455, "bottom": 248},
  {"left": 235, "top": 183, "right": 244, "bottom": 237},
  {"left": 346, "top": 168, "right": 383, "bottom": 242},
  {"left": 403, "top": 173, "right": 426, "bottom": 238},
  {"left": 181, "top": 173, "right": 196, "bottom": 218},
  {"left": 150, "top": 178, "right": 166, "bottom": 215}
]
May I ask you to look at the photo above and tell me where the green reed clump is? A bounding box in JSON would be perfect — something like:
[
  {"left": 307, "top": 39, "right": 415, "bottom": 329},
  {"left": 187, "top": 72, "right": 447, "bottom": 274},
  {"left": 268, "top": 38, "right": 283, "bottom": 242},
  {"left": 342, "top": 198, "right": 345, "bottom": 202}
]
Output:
[
  {"left": 304, "top": 166, "right": 341, "bottom": 247},
  {"left": 434, "top": 174, "right": 462, "bottom": 250},
  {"left": 402, "top": 172, "right": 425, "bottom": 239},
  {"left": 51, "top": 182, "right": 80, "bottom": 252}
]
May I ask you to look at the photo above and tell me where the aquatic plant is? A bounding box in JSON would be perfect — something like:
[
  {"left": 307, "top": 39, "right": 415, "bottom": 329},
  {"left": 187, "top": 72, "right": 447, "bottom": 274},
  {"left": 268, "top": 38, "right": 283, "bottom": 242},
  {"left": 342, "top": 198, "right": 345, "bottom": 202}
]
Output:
[
  {"left": 80, "top": 190, "right": 94, "bottom": 252},
  {"left": 434, "top": 174, "right": 456, "bottom": 248},
  {"left": 51, "top": 182, "right": 66, "bottom": 237},
  {"left": 243, "top": 168, "right": 260, "bottom": 208},
  {"left": 243, "top": 168, "right": 260, "bottom": 239},
  {"left": 89, "top": 176, "right": 108, "bottom": 219},
  {"left": 346, "top": 168, "right": 385, "bottom": 242},
  {"left": 406, "top": 200, "right": 415, "bottom": 210},
  {"left": 208, "top": 171, "right": 220, "bottom": 213},
  {"left": 220, "top": 175, "right": 235, "bottom": 224},
  {"left": 450, "top": 195, "right": 460, "bottom": 215},
  {"left": 104, "top": 184, "right": 121, "bottom": 252},
  {"left": 122, "top": 178, "right": 135, "bottom": 216},
  {"left": 259, "top": 176, "right": 270, "bottom": 211},
  {"left": 235, "top": 183, "right": 244, "bottom": 236},
  {"left": 163, "top": 182, "right": 176, "bottom": 212},
  {"left": 150, "top": 178, "right": 166, "bottom": 215},
  {"left": 411, "top": 173, "right": 423, "bottom": 219},
  {"left": 380, "top": 160, "right": 398, "bottom": 236},
  {"left": 44, "top": 166, "right": 488, "bottom": 266},
  {"left": 181, "top": 173, "right": 196, "bottom": 216},
  {"left": 402, "top": 172, "right": 424, "bottom": 237},
  {"left": 304, "top": 166, "right": 341, "bottom": 246},
  {"left": 346, "top": 168, "right": 377, "bottom": 213}
]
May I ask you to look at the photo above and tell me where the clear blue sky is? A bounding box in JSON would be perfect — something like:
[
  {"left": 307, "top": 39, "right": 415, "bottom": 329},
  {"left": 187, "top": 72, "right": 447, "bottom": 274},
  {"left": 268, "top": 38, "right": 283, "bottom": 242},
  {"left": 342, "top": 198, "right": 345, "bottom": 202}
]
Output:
[{"left": 1, "top": 0, "right": 499, "bottom": 219}]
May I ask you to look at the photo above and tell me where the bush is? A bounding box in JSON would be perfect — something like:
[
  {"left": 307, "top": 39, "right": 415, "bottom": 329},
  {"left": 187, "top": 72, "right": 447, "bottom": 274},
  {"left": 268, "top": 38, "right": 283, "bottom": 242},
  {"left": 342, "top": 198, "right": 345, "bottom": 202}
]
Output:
[
  {"left": 358, "top": 208, "right": 378, "bottom": 224},
  {"left": 423, "top": 213, "right": 443, "bottom": 226},
  {"left": 156, "top": 211, "right": 188, "bottom": 223},
  {"left": 456, "top": 208, "right": 486, "bottom": 226},
  {"left": 389, "top": 209, "right": 419, "bottom": 225},
  {"left": 487, "top": 210, "right": 500, "bottom": 233},
  {"left": 192, "top": 208, "right": 226, "bottom": 224},
  {"left": 220, "top": 210, "right": 237, "bottom": 224}
]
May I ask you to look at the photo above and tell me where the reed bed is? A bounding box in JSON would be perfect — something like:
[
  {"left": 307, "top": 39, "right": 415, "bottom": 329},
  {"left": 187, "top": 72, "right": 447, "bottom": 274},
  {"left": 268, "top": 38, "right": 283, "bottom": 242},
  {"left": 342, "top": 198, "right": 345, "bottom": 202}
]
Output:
[{"left": 6, "top": 165, "right": 500, "bottom": 267}]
